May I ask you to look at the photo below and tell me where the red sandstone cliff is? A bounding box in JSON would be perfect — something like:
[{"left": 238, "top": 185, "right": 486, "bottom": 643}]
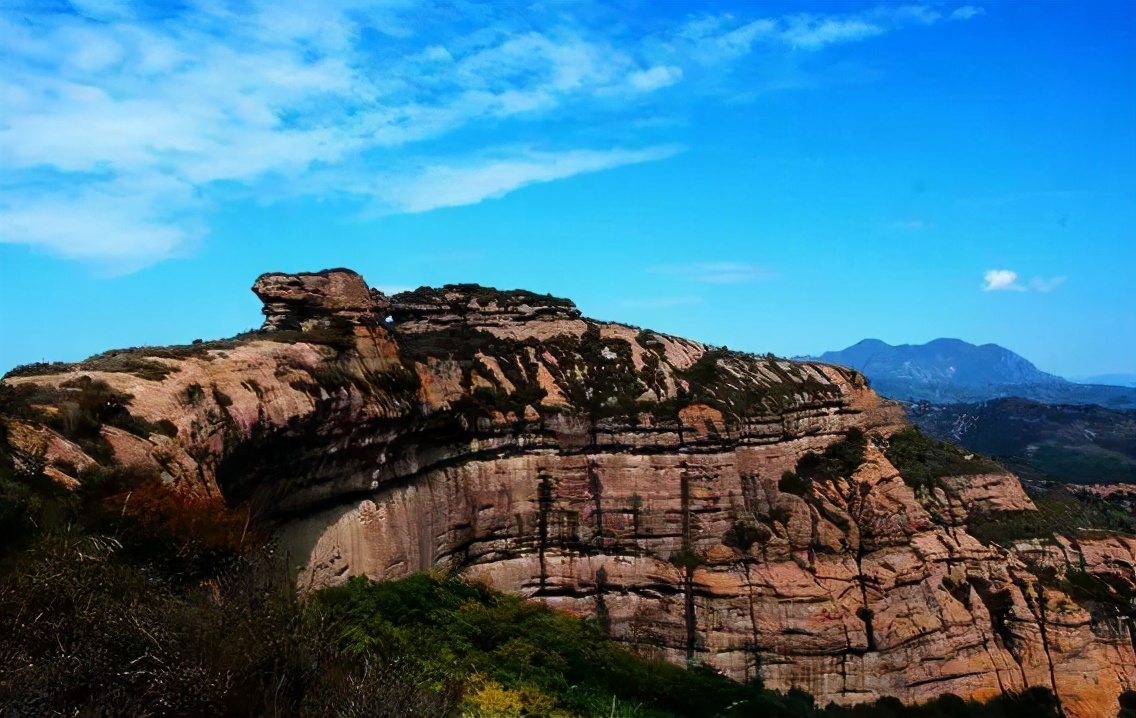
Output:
[{"left": 2, "top": 269, "right": 1132, "bottom": 717}]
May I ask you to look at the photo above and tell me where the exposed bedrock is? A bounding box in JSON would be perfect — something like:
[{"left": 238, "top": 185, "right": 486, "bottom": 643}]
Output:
[{"left": 3, "top": 269, "right": 1132, "bottom": 717}]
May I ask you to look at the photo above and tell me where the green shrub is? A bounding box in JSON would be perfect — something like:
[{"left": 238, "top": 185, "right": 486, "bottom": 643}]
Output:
[
  {"left": 779, "top": 429, "right": 868, "bottom": 495},
  {"left": 885, "top": 427, "right": 1002, "bottom": 490},
  {"left": 0, "top": 377, "right": 164, "bottom": 463},
  {"left": 968, "top": 490, "right": 1136, "bottom": 545},
  {"left": 797, "top": 428, "right": 867, "bottom": 483},
  {"left": 723, "top": 517, "right": 772, "bottom": 553},
  {"left": 314, "top": 573, "right": 798, "bottom": 718},
  {"left": 779, "top": 471, "right": 810, "bottom": 496}
]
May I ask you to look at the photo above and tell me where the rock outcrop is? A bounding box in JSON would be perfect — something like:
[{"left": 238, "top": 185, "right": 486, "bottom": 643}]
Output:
[
  {"left": 253, "top": 268, "right": 390, "bottom": 331},
  {"left": 2, "top": 269, "right": 1133, "bottom": 717}
]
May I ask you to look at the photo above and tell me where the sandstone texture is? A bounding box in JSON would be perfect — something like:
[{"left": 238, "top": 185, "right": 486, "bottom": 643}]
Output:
[{"left": 2, "top": 269, "right": 1132, "bottom": 717}]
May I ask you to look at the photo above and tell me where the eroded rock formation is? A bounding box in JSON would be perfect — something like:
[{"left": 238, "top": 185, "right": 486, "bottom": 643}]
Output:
[{"left": 2, "top": 269, "right": 1133, "bottom": 717}]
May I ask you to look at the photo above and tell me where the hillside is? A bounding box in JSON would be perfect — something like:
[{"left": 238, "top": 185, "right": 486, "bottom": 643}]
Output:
[
  {"left": 2, "top": 270, "right": 1134, "bottom": 717},
  {"left": 907, "top": 398, "right": 1136, "bottom": 487}
]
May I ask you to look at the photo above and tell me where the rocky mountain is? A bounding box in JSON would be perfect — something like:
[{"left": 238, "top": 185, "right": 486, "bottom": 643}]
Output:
[
  {"left": 2, "top": 269, "right": 1134, "bottom": 717},
  {"left": 814, "top": 339, "right": 1136, "bottom": 408},
  {"left": 907, "top": 398, "right": 1136, "bottom": 487}
]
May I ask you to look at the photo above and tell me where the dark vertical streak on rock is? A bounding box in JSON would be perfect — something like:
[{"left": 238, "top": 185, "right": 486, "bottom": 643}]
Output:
[
  {"left": 538, "top": 471, "right": 552, "bottom": 595},
  {"left": 1128, "top": 616, "right": 1136, "bottom": 658},
  {"left": 743, "top": 560, "right": 761, "bottom": 679},
  {"left": 680, "top": 466, "right": 696, "bottom": 660},
  {"left": 1032, "top": 583, "right": 1066, "bottom": 718},
  {"left": 856, "top": 544, "right": 876, "bottom": 652},
  {"left": 631, "top": 493, "right": 641, "bottom": 541},
  {"left": 589, "top": 458, "right": 603, "bottom": 552},
  {"left": 681, "top": 468, "right": 691, "bottom": 549},
  {"left": 596, "top": 565, "right": 611, "bottom": 633},
  {"left": 684, "top": 565, "right": 696, "bottom": 661}
]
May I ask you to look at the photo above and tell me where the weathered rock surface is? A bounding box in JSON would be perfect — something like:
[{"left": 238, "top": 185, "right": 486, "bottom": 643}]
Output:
[
  {"left": 2, "top": 269, "right": 1133, "bottom": 717},
  {"left": 253, "top": 268, "right": 390, "bottom": 331}
]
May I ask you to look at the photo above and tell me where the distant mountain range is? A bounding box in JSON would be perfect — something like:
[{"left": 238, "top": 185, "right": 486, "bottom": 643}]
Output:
[{"left": 812, "top": 338, "right": 1136, "bottom": 408}]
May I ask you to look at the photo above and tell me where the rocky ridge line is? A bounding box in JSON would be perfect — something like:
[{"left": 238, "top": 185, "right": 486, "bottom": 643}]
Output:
[{"left": 2, "top": 269, "right": 1132, "bottom": 717}]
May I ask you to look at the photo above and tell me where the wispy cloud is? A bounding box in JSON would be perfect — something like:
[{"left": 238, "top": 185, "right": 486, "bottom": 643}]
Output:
[
  {"left": 1029, "top": 276, "right": 1066, "bottom": 293},
  {"left": 376, "top": 147, "right": 681, "bottom": 214},
  {"left": 951, "top": 7, "right": 986, "bottom": 21},
  {"left": 780, "top": 17, "right": 884, "bottom": 49},
  {"left": 0, "top": 2, "right": 985, "bottom": 270},
  {"left": 649, "top": 262, "right": 775, "bottom": 284},
  {"left": 675, "top": 4, "right": 967, "bottom": 62},
  {"left": 627, "top": 65, "right": 684, "bottom": 92},
  {"left": 890, "top": 219, "right": 929, "bottom": 230},
  {"left": 983, "top": 269, "right": 1065, "bottom": 293},
  {"left": 0, "top": 3, "right": 684, "bottom": 267}
]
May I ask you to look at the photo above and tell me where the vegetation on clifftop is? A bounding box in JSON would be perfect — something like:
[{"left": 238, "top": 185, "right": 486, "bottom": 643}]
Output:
[
  {"left": 779, "top": 428, "right": 868, "bottom": 496},
  {"left": 967, "top": 489, "right": 1136, "bottom": 545},
  {"left": 884, "top": 426, "right": 1003, "bottom": 490},
  {"left": 679, "top": 349, "right": 841, "bottom": 419},
  {"left": 392, "top": 283, "right": 579, "bottom": 312}
]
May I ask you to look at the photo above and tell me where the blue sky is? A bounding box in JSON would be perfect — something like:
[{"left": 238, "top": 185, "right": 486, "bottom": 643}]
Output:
[{"left": 1, "top": 0, "right": 1134, "bottom": 378}]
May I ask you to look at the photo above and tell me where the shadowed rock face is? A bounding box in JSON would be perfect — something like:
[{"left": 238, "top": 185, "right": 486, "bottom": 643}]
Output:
[{"left": 3, "top": 269, "right": 1133, "bottom": 717}]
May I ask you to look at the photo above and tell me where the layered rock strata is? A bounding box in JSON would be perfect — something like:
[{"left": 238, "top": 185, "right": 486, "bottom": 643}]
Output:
[{"left": 2, "top": 269, "right": 1132, "bottom": 717}]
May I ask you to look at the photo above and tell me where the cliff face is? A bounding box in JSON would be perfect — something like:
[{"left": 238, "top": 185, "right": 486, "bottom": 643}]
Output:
[{"left": 3, "top": 269, "right": 1133, "bottom": 717}]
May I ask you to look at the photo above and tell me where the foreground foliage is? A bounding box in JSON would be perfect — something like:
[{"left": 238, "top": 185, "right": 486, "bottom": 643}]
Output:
[{"left": 0, "top": 447, "right": 1082, "bottom": 717}]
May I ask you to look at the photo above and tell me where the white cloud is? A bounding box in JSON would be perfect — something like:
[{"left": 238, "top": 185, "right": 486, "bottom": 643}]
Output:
[
  {"left": 376, "top": 146, "right": 681, "bottom": 214},
  {"left": 649, "top": 262, "right": 774, "bottom": 284},
  {"left": 0, "top": 2, "right": 982, "bottom": 269},
  {"left": 1029, "top": 276, "right": 1066, "bottom": 292},
  {"left": 780, "top": 17, "right": 884, "bottom": 49},
  {"left": 713, "top": 20, "right": 778, "bottom": 58},
  {"left": 66, "top": 29, "right": 124, "bottom": 72},
  {"left": 877, "top": 6, "right": 943, "bottom": 26},
  {"left": 983, "top": 269, "right": 1064, "bottom": 293},
  {"left": 0, "top": 175, "right": 201, "bottom": 271},
  {"left": 627, "top": 65, "right": 683, "bottom": 92},
  {"left": 419, "top": 45, "right": 453, "bottom": 63},
  {"left": 951, "top": 6, "right": 986, "bottom": 21},
  {"left": 0, "top": 4, "right": 693, "bottom": 268},
  {"left": 676, "top": 5, "right": 960, "bottom": 62},
  {"left": 983, "top": 269, "right": 1025, "bottom": 291}
]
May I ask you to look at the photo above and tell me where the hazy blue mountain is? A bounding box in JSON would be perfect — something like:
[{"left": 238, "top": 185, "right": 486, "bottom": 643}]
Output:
[{"left": 814, "top": 338, "right": 1136, "bottom": 408}]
